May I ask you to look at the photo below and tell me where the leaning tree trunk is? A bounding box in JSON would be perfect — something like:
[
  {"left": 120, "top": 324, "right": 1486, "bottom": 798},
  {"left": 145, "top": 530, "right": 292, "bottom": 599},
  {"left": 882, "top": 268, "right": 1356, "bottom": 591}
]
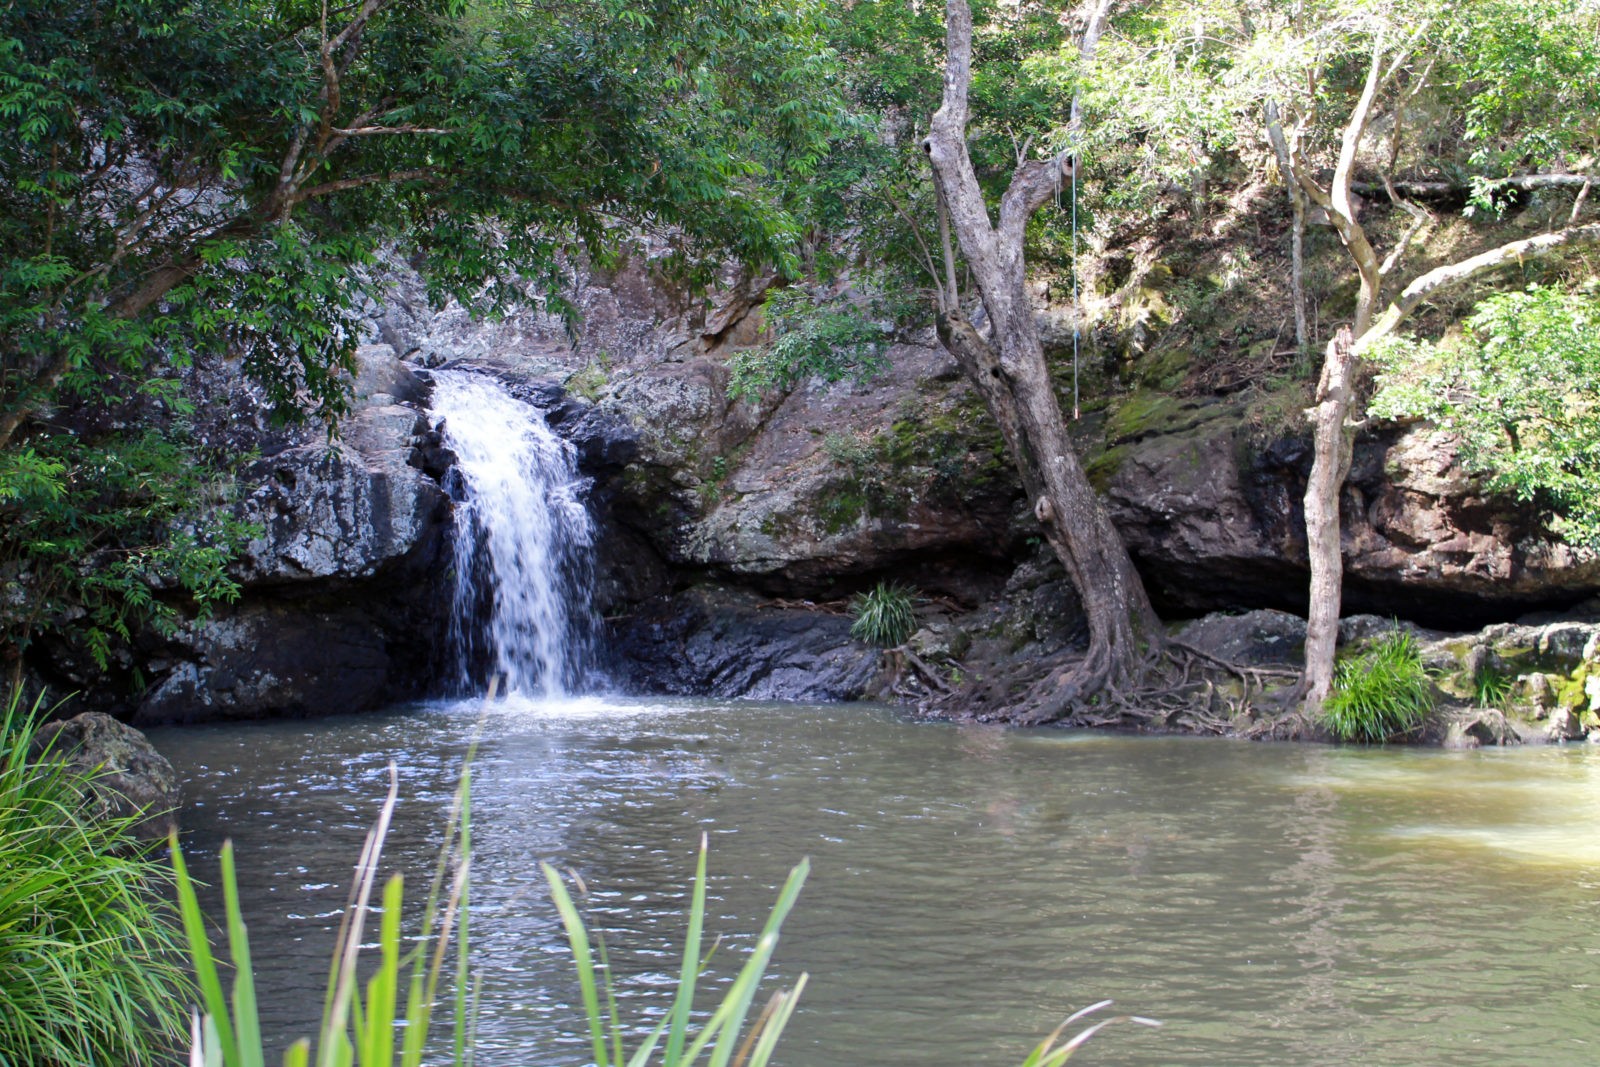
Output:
[{"left": 924, "top": 0, "right": 1162, "bottom": 720}]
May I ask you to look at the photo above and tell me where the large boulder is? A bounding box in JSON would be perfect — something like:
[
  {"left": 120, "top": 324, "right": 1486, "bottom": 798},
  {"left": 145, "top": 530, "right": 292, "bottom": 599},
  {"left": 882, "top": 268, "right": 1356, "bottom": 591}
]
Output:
[{"left": 32, "top": 713, "right": 181, "bottom": 840}]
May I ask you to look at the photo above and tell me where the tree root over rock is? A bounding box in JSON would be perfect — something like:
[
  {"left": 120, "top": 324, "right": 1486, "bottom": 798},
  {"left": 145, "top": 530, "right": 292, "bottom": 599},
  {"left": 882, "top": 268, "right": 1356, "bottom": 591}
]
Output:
[{"left": 904, "top": 641, "right": 1309, "bottom": 739}]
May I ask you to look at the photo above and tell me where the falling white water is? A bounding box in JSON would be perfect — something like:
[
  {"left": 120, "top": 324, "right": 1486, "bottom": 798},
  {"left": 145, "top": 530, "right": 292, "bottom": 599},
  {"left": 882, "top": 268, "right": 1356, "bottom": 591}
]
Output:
[{"left": 431, "top": 370, "right": 599, "bottom": 698}]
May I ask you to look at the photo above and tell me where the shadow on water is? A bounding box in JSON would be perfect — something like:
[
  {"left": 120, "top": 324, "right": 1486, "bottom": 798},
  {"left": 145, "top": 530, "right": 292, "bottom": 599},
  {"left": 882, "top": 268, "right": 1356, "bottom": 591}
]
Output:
[{"left": 149, "top": 698, "right": 1600, "bottom": 1066}]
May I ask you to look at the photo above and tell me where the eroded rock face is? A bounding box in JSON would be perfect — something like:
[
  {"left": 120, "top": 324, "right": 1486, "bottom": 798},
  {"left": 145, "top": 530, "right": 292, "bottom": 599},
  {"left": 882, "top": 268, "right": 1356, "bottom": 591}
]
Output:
[
  {"left": 32, "top": 713, "right": 181, "bottom": 839},
  {"left": 608, "top": 588, "right": 881, "bottom": 702},
  {"left": 126, "top": 343, "right": 451, "bottom": 723},
  {"left": 1101, "top": 406, "right": 1600, "bottom": 625}
]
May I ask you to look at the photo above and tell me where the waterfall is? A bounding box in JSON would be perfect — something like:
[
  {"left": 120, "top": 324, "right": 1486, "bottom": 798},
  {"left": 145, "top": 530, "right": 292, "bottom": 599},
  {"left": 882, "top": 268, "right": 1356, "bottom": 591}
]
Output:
[{"left": 431, "top": 369, "right": 600, "bottom": 698}]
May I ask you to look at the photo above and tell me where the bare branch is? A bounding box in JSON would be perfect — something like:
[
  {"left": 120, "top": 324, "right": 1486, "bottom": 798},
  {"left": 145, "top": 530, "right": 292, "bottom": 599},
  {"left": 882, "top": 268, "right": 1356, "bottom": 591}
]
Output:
[
  {"left": 1358, "top": 222, "right": 1600, "bottom": 352},
  {"left": 290, "top": 168, "right": 440, "bottom": 204},
  {"left": 1355, "top": 173, "right": 1599, "bottom": 199},
  {"left": 1000, "top": 0, "right": 1113, "bottom": 235},
  {"left": 330, "top": 124, "right": 449, "bottom": 137}
]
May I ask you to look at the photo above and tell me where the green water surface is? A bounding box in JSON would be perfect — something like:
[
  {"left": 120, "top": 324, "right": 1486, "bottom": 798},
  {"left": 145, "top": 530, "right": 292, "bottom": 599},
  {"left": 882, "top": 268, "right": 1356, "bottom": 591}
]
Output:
[{"left": 148, "top": 697, "right": 1600, "bottom": 1066}]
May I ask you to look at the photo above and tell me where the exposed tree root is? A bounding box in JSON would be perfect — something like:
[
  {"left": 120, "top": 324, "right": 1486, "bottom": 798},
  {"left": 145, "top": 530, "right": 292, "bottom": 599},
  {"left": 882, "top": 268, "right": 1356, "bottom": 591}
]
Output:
[{"left": 907, "top": 639, "right": 1311, "bottom": 740}]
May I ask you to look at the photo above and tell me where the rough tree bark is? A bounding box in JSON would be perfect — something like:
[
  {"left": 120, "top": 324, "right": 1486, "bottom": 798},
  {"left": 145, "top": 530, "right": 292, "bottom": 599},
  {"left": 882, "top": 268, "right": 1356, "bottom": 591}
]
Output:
[
  {"left": 923, "top": 0, "right": 1163, "bottom": 720},
  {"left": 1265, "top": 103, "right": 1309, "bottom": 351}
]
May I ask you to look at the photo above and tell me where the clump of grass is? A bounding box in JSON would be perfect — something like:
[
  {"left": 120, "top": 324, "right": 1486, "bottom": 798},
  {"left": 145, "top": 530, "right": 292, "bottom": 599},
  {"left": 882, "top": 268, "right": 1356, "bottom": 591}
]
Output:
[
  {"left": 0, "top": 688, "right": 191, "bottom": 1066},
  {"left": 544, "top": 838, "right": 808, "bottom": 1067},
  {"left": 1472, "top": 666, "right": 1515, "bottom": 709},
  {"left": 850, "top": 581, "right": 917, "bottom": 647},
  {"left": 174, "top": 762, "right": 474, "bottom": 1067},
  {"left": 1320, "top": 629, "right": 1434, "bottom": 743}
]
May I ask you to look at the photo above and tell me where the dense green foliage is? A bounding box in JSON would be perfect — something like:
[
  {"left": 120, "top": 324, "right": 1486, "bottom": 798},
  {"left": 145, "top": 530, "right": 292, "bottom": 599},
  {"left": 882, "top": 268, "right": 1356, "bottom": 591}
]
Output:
[
  {"left": 1320, "top": 630, "right": 1434, "bottom": 743},
  {"left": 0, "top": 425, "right": 255, "bottom": 674},
  {"left": 1370, "top": 285, "right": 1600, "bottom": 548},
  {"left": 726, "top": 286, "right": 896, "bottom": 401},
  {"left": 850, "top": 580, "right": 918, "bottom": 647},
  {"left": 1369, "top": 286, "right": 1600, "bottom": 547},
  {"left": 0, "top": 0, "right": 845, "bottom": 679},
  {"left": 0, "top": 689, "right": 190, "bottom": 1065}
]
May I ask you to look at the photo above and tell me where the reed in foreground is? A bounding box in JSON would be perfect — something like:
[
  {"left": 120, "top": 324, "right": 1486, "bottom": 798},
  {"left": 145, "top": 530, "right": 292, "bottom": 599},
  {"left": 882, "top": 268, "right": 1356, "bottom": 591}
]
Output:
[{"left": 171, "top": 765, "right": 811, "bottom": 1067}]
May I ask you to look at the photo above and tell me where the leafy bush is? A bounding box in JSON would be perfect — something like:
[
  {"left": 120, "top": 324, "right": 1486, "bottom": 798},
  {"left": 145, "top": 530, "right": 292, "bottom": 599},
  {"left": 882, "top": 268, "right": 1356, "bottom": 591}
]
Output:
[
  {"left": 0, "top": 689, "right": 191, "bottom": 1066},
  {"left": 726, "top": 287, "right": 892, "bottom": 402},
  {"left": 0, "top": 426, "right": 255, "bottom": 675},
  {"left": 1320, "top": 630, "right": 1434, "bottom": 743},
  {"left": 1369, "top": 285, "right": 1600, "bottom": 548},
  {"left": 850, "top": 581, "right": 917, "bottom": 647}
]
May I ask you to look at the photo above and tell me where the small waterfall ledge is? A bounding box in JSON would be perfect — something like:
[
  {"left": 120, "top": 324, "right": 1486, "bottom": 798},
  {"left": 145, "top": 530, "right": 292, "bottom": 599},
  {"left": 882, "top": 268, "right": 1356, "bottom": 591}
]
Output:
[{"left": 431, "top": 370, "right": 602, "bottom": 698}]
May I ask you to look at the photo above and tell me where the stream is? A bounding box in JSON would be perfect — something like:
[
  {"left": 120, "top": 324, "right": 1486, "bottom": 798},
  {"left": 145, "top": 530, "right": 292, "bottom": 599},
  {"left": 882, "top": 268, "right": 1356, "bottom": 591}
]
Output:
[{"left": 148, "top": 696, "right": 1600, "bottom": 1067}]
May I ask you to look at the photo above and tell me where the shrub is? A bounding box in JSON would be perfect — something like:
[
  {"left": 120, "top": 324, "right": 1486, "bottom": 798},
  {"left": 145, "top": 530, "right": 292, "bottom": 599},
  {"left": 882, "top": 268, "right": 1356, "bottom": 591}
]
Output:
[
  {"left": 850, "top": 581, "right": 917, "bottom": 647},
  {"left": 1320, "top": 629, "right": 1434, "bottom": 743},
  {"left": 0, "top": 689, "right": 191, "bottom": 1066}
]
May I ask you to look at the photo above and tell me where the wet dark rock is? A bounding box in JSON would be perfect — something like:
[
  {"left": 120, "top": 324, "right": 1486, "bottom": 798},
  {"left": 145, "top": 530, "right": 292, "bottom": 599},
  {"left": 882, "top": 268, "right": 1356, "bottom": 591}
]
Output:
[
  {"left": 1173, "top": 609, "right": 1307, "bottom": 667},
  {"left": 32, "top": 713, "right": 181, "bottom": 840},
  {"left": 608, "top": 588, "right": 881, "bottom": 702},
  {"left": 134, "top": 602, "right": 396, "bottom": 724}
]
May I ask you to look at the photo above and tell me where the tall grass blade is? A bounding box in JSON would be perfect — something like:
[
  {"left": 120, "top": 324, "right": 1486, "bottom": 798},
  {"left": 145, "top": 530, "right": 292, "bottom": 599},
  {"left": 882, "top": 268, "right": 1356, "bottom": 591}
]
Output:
[
  {"left": 358, "top": 874, "right": 404, "bottom": 1067},
  {"left": 453, "top": 769, "right": 472, "bottom": 1067},
  {"left": 663, "top": 835, "right": 709, "bottom": 1066},
  {"left": 318, "top": 765, "right": 399, "bottom": 1067},
  {"left": 220, "top": 842, "right": 265, "bottom": 1067},
  {"left": 740, "top": 975, "right": 807, "bottom": 1067},
  {"left": 171, "top": 834, "right": 239, "bottom": 1063},
  {"left": 684, "top": 858, "right": 809, "bottom": 1067},
  {"left": 542, "top": 862, "right": 610, "bottom": 1067}
]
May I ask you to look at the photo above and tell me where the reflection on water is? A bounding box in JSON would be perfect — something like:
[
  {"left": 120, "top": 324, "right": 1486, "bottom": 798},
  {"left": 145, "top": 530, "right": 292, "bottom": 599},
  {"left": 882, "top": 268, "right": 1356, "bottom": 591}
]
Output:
[{"left": 147, "top": 699, "right": 1600, "bottom": 1067}]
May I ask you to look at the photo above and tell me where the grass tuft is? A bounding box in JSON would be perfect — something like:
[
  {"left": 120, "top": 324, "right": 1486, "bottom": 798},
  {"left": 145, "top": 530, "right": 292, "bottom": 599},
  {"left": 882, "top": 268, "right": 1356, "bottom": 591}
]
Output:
[
  {"left": 849, "top": 581, "right": 917, "bottom": 647},
  {"left": 0, "top": 687, "right": 191, "bottom": 1066},
  {"left": 1320, "top": 629, "right": 1434, "bottom": 743}
]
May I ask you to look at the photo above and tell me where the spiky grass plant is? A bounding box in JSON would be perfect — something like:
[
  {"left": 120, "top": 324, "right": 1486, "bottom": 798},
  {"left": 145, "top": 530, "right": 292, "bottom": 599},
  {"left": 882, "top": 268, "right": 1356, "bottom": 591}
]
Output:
[
  {"left": 849, "top": 581, "right": 917, "bottom": 647},
  {"left": 1472, "top": 667, "right": 1515, "bottom": 709},
  {"left": 174, "top": 769, "right": 811, "bottom": 1067},
  {"left": 1320, "top": 629, "right": 1434, "bottom": 743},
  {"left": 543, "top": 839, "right": 808, "bottom": 1067},
  {"left": 173, "top": 762, "right": 474, "bottom": 1067},
  {"left": 0, "top": 688, "right": 191, "bottom": 1066}
]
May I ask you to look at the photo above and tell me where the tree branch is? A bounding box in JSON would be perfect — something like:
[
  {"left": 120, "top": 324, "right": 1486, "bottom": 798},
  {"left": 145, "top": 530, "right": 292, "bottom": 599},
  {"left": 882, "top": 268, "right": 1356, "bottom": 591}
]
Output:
[
  {"left": 1354, "top": 173, "right": 1598, "bottom": 199},
  {"left": 999, "top": 0, "right": 1113, "bottom": 238},
  {"left": 1358, "top": 221, "right": 1600, "bottom": 352}
]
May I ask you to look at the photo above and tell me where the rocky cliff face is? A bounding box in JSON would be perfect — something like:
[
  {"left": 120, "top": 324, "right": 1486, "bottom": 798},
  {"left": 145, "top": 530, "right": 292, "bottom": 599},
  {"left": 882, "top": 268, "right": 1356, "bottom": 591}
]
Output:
[
  {"left": 1094, "top": 392, "right": 1600, "bottom": 626},
  {"left": 115, "top": 242, "right": 1599, "bottom": 722},
  {"left": 126, "top": 343, "right": 453, "bottom": 724}
]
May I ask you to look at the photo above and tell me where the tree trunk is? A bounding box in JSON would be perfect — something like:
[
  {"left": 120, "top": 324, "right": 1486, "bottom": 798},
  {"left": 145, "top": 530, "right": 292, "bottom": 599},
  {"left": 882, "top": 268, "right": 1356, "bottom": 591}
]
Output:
[
  {"left": 1300, "top": 327, "right": 1356, "bottom": 717},
  {"left": 925, "top": 0, "right": 1162, "bottom": 720},
  {"left": 1264, "top": 104, "right": 1308, "bottom": 351}
]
